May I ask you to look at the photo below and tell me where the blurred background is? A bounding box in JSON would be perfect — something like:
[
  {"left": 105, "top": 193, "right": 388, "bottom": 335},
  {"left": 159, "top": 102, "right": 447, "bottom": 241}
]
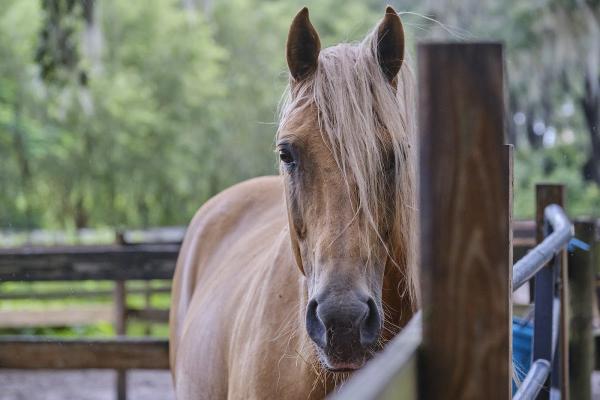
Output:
[
  {"left": 1, "top": 0, "right": 598, "bottom": 233},
  {"left": 0, "top": 0, "right": 598, "bottom": 399}
]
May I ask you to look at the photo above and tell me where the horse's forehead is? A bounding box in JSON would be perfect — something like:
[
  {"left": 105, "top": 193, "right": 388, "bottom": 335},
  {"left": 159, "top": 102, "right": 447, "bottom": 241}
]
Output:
[
  {"left": 280, "top": 105, "right": 393, "bottom": 161},
  {"left": 279, "top": 105, "right": 320, "bottom": 143}
]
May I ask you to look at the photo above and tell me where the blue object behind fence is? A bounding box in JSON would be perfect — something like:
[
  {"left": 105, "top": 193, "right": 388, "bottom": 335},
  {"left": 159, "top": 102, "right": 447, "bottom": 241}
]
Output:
[{"left": 513, "top": 317, "right": 533, "bottom": 392}]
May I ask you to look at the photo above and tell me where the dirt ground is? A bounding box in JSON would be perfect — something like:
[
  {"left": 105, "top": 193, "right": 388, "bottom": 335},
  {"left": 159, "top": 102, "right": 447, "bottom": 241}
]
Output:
[
  {"left": 1, "top": 369, "right": 599, "bottom": 398},
  {"left": 0, "top": 370, "right": 174, "bottom": 400}
]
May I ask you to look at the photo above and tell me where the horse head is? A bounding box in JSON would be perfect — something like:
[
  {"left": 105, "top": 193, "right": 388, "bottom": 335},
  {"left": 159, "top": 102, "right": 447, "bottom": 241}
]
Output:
[{"left": 277, "top": 6, "right": 418, "bottom": 372}]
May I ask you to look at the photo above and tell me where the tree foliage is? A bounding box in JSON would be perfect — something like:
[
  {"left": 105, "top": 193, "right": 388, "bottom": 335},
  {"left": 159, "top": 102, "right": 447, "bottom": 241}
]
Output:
[
  {"left": 0, "top": 0, "right": 598, "bottom": 230},
  {"left": 422, "top": 0, "right": 600, "bottom": 218}
]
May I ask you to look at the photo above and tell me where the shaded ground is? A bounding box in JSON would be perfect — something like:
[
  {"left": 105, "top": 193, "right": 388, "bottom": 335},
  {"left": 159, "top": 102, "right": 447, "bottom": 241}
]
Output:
[{"left": 0, "top": 370, "right": 174, "bottom": 400}]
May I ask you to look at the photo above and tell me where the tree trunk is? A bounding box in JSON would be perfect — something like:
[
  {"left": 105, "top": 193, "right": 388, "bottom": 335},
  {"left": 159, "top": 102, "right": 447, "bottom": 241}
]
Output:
[
  {"left": 581, "top": 72, "right": 600, "bottom": 185},
  {"left": 11, "top": 97, "right": 34, "bottom": 229},
  {"left": 74, "top": 194, "right": 88, "bottom": 229},
  {"left": 507, "top": 92, "right": 518, "bottom": 146},
  {"left": 526, "top": 107, "right": 544, "bottom": 149}
]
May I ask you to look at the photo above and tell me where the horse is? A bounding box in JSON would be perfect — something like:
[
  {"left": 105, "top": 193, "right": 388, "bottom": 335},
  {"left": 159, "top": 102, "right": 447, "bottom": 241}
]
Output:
[{"left": 169, "top": 6, "right": 419, "bottom": 399}]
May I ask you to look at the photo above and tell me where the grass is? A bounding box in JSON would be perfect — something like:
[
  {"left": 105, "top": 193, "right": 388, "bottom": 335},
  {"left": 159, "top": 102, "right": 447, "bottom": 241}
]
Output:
[{"left": 0, "top": 280, "right": 171, "bottom": 338}]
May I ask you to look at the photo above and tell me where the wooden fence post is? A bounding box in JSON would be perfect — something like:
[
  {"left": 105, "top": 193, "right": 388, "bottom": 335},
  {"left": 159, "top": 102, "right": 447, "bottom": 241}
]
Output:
[
  {"left": 533, "top": 184, "right": 567, "bottom": 400},
  {"left": 568, "top": 220, "right": 595, "bottom": 400},
  {"left": 418, "top": 42, "right": 511, "bottom": 400},
  {"left": 114, "top": 280, "right": 127, "bottom": 400},
  {"left": 144, "top": 281, "right": 152, "bottom": 335},
  {"left": 114, "top": 231, "right": 128, "bottom": 400}
]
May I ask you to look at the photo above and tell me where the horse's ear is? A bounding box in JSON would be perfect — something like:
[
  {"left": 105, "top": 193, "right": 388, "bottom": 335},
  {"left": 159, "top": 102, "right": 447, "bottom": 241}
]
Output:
[
  {"left": 376, "top": 6, "right": 405, "bottom": 83},
  {"left": 286, "top": 7, "right": 321, "bottom": 81}
]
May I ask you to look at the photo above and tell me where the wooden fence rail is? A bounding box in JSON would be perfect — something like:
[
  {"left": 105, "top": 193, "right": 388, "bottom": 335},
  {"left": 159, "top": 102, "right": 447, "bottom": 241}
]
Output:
[
  {"left": 0, "top": 229, "right": 561, "bottom": 286},
  {"left": 0, "top": 286, "right": 171, "bottom": 301},
  {"left": 0, "top": 244, "right": 178, "bottom": 281},
  {"left": 0, "top": 337, "right": 169, "bottom": 369}
]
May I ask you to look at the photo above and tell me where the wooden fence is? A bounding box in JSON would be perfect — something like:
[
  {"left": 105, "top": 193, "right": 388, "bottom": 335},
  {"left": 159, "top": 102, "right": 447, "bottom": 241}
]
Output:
[{"left": 0, "top": 240, "right": 177, "bottom": 400}]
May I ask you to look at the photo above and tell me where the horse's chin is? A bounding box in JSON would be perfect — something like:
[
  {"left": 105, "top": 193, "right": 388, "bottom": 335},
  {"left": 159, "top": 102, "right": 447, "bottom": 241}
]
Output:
[{"left": 316, "top": 349, "right": 368, "bottom": 373}]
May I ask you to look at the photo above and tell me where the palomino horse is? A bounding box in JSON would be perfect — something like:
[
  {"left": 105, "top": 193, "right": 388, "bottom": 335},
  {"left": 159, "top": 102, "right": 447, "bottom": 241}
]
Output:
[{"left": 169, "top": 6, "right": 418, "bottom": 399}]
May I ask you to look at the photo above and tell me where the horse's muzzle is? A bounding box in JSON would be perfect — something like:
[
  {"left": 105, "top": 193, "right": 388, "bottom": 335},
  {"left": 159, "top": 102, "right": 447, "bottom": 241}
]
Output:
[{"left": 305, "top": 292, "right": 381, "bottom": 370}]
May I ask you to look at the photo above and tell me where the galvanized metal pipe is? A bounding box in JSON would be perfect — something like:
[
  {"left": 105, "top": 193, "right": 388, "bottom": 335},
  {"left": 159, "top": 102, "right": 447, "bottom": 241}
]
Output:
[
  {"left": 513, "top": 359, "right": 552, "bottom": 400},
  {"left": 512, "top": 205, "right": 573, "bottom": 290}
]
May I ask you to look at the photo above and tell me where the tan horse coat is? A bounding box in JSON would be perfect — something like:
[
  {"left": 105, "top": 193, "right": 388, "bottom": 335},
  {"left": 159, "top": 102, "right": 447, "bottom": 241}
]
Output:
[{"left": 170, "top": 7, "right": 417, "bottom": 399}]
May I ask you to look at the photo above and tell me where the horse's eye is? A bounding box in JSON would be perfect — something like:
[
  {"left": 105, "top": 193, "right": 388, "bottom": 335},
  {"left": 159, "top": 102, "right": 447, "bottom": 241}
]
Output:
[{"left": 279, "top": 148, "right": 295, "bottom": 165}]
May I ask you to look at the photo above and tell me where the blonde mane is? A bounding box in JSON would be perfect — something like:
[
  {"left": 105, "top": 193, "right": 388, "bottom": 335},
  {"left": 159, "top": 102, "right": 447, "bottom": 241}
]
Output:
[{"left": 278, "top": 27, "right": 419, "bottom": 305}]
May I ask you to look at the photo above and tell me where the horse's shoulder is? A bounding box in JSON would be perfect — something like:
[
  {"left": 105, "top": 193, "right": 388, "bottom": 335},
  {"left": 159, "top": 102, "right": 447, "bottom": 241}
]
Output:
[
  {"left": 189, "top": 175, "right": 283, "bottom": 227},
  {"left": 170, "top": 176, "right": 286, "bottom": 371},
  {"left": 221, "top": 175, "right": 284, "bottom": 207}
]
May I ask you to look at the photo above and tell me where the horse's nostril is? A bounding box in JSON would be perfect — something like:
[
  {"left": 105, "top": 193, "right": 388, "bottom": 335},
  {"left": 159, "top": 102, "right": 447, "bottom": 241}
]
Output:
[
  {"left": 359, "top": 297, "right": 381, "bottom": 347},
  {"left": 306, "top": 299, "right": 327, "bottom": 348}
]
